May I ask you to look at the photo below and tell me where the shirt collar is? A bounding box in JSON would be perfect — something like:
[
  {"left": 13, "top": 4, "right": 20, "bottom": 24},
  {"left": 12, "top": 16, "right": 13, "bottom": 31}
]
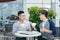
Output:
[
  {"left": 43, "top": 19, "right": 48, "bottom": 23},
  {"left": 18, "top": 20, "right": 26, "bottom": 24}
]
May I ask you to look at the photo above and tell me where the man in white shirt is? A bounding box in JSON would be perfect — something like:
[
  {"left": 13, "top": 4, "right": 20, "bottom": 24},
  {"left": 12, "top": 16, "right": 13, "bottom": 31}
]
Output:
[{"left": 12, "top": 11, "right": 31, "bottom": 40}]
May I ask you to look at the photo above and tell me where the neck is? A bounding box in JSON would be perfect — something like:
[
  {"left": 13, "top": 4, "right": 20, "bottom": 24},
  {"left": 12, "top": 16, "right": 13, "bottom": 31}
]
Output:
[
  {"left": 19, "top": 20, "right": 24, "bottom": 23},
  {"left": 42, "top": 17, "right": 47, "bottom": 22}
]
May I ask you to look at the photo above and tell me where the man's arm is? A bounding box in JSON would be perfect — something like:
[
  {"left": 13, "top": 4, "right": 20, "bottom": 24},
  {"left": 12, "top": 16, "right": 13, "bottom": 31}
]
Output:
[
  {"left": 26, "top": 22, "right": 31, "bottom": 31},
  {"left": 28, "top": 22, "right": 31, "bottom": 31},
  {"left": 12, "top": 23, "right": 17, "bottom": 34},
  {"left": 39, "top": 22, "right": 52, "bottom": 33}
]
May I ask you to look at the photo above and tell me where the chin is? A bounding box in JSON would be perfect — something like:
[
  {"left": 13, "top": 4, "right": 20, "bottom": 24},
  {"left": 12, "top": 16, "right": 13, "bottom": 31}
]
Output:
[
  {"left": 40, "top": 19, "right": 42, "bottom": 21},
  {"left": 22, "top": 20, "right": 24, "bottom": 21}
]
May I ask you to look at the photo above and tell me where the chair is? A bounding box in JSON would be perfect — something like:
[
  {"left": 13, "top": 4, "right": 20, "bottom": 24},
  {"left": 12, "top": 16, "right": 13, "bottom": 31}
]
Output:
[
  {"left": 51, "top": 27, "right": 60, "bottom": 40},
  {"left": 4, "top": 23, "right": 15, "bottom": 40}
]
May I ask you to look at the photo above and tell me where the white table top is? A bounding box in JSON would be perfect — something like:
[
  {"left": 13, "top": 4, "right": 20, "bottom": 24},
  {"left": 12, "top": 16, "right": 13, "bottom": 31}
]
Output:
[{"left": 15, "top": 31, "right": 41, "bottom": 37}]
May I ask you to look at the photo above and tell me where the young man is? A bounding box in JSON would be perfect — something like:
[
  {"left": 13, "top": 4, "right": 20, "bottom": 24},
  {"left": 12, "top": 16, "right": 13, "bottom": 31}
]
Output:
[
  {"left": 12, "top": 11, "right": 31, "bottom": 40},
  {"left": 37, "top": 10, "right": 56, "bottom": 40}
]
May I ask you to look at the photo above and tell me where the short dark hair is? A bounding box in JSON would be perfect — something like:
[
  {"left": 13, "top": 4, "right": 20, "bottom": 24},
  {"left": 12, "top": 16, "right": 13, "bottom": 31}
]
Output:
[
  {"left": 18, "top": 11, "right": 24, "bottom": 16},
  {"left": 40, "top": 10, "right": 48, "bottom": 17}
]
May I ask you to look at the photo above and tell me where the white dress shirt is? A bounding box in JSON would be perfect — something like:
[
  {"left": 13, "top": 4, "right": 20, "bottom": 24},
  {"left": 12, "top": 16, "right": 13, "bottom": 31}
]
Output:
[{"left": 12, "top": 20, "right": 31, "bottom": 34}]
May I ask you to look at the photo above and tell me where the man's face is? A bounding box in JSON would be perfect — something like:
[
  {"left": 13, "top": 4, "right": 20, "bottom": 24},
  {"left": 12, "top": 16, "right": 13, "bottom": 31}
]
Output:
[
  {"left": 18, "top": 13, "right": 25, "bottom": 21},
  {"left": 39, "top": 13, "right": 44, "bottom": 20}
]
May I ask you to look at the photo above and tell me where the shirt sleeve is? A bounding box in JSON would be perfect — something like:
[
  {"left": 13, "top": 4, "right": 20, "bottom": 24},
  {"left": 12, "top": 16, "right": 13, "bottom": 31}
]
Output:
[
  {"left": 39, "top": 23, "right": 42, "bottom": 29},
  {"left": 12, "top": 23, "right": 17, "bottom": 34},
  {"left": 26, "top": 21, "right": 31, "bottom": 31}
]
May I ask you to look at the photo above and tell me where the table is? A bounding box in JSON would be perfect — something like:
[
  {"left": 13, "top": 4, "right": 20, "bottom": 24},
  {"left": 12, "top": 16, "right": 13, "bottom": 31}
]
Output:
[{"left": 15, "top": 31, "right": 41, "bottom": 40}]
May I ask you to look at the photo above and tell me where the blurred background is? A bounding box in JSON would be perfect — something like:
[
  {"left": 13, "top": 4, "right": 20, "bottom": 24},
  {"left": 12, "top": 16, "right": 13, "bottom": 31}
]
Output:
[{"left": 0, "top": 0, "right": 60, "bottom": 40}]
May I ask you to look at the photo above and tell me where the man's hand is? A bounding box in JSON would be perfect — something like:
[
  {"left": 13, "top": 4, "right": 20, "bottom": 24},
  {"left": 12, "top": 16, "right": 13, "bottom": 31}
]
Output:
[
  {"left": 26, "top": 26, "right": 30, "bottom": 31},
  {"left": 40, "top": 29, "right": 45, "bottom": 33},
  {"left": 44, "top": 29, "right": 50, "bottom": 33},
  {"left": 17, "top": 23, "right": 21, "bottom": 28},
  {"left": 40, "top": 29, "right": 49, "bottom": 33},
  {"left": 17, "top": 25, "right": 20, "bottom": 28}
]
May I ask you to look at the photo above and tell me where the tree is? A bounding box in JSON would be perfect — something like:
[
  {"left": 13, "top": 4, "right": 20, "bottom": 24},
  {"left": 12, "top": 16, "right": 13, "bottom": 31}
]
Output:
[{"left": 28, "top": 7, "right": 56, "bottom": 27}]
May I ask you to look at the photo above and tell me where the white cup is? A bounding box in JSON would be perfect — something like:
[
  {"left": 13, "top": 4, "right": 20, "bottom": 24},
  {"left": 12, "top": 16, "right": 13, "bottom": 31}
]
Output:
[{"left": 31, "top": 23, "right": 36, "bottom": 28}]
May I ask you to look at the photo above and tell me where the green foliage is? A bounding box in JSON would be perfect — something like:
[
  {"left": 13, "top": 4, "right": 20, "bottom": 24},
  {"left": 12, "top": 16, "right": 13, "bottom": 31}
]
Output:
[
  {"left": 28, "top": 7, "right": 41, "bottom": 27},
  {"left": 48, "top": 9, "right": 56, "bottom": 19},
  {"left": 28, "top": 7, "right": 56, "bottom": 27}
]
